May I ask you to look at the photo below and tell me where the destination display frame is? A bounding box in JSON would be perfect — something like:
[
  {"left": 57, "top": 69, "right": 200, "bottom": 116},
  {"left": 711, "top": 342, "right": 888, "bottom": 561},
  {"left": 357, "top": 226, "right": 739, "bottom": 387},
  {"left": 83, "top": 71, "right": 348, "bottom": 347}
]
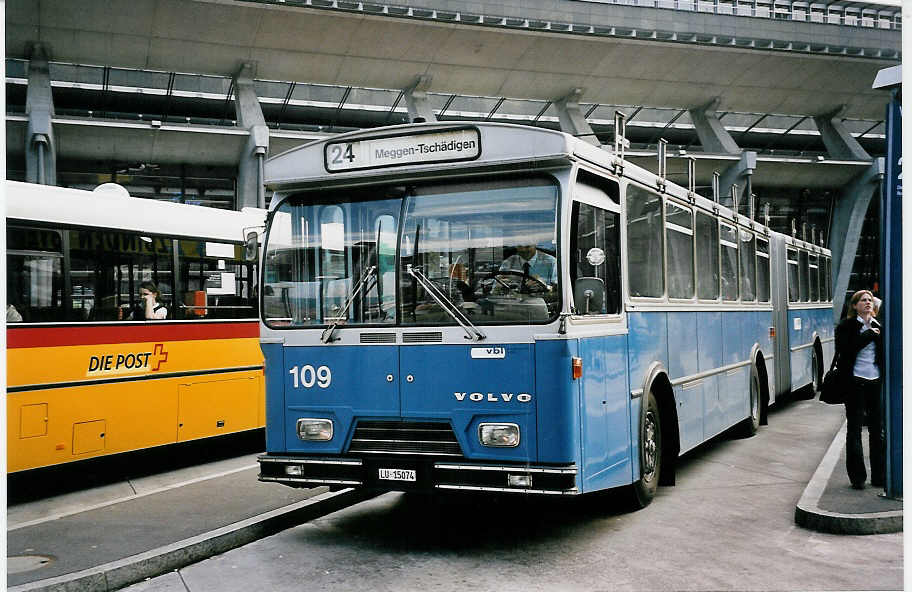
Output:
[{"left": 323, "top": 126, "right": 482, "bottom": 173}]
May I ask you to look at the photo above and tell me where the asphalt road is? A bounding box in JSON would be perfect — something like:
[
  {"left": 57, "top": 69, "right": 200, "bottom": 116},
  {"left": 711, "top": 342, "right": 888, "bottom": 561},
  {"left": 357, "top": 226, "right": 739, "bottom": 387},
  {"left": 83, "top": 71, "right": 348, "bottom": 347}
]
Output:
[{"left": 123, "top": 397, "right": 903, "bottom": 592}]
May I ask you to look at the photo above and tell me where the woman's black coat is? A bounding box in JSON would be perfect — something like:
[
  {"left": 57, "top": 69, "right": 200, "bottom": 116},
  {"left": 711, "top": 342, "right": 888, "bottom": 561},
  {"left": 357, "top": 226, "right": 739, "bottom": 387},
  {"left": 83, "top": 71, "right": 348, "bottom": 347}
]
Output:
[{"left": 834, "top": 316, "right": 884, "bottom": 380}]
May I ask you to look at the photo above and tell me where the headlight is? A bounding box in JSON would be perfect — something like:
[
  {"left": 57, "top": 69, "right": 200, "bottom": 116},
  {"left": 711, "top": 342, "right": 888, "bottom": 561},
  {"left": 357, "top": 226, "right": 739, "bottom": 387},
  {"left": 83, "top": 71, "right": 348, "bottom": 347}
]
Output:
[
  {"left": 296, "top": 418, "right": 333, "bottom": 441},
  {"left": 478, "top": 423, "right": 520, "bottom": 447}
]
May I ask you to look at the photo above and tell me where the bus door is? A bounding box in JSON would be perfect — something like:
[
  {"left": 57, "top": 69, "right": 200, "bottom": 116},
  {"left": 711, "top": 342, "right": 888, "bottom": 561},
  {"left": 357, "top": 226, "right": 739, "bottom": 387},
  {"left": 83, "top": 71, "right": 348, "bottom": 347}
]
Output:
[{"left": 769, "top": 237, "right": 793, "bottom": 397}]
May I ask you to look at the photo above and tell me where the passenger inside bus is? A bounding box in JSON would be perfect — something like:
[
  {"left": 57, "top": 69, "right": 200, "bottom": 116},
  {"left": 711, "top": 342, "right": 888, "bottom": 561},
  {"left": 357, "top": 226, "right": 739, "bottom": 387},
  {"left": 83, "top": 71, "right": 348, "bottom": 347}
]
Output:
[{"left": 125, "top": 281, "right": 168, "bottom": 320}]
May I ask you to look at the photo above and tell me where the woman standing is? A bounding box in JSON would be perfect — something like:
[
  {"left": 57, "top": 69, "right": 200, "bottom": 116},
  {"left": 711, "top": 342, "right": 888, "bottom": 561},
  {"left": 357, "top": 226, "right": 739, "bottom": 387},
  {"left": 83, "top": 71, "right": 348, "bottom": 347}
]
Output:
[{"left": 834, "top": 290, "right": 884, "bottom": 490}]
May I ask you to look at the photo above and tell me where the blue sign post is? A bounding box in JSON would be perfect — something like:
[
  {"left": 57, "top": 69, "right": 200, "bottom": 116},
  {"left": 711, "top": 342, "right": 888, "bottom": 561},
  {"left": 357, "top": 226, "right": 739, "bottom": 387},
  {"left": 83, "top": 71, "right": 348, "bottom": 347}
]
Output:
[{"left": 877, "top": 71, "right": 902, "bottom": 499}]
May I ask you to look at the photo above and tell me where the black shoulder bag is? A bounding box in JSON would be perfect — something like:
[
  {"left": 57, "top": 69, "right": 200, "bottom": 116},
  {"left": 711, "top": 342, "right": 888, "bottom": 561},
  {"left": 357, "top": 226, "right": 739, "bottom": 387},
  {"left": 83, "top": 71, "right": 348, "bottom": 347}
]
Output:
[{"left": 819, "top": 353, "right": 845, "bottom": 405}]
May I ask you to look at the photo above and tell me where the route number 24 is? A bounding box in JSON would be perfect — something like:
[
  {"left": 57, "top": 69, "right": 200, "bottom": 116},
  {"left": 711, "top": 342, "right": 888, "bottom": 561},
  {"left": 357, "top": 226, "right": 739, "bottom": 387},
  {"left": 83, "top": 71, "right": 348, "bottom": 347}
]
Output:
[
  {"left": 289, "top": 365, "right": 332, "bottom": 389},
  {"left": 329, "top": 144, "right": 356, "bottom": 165}
]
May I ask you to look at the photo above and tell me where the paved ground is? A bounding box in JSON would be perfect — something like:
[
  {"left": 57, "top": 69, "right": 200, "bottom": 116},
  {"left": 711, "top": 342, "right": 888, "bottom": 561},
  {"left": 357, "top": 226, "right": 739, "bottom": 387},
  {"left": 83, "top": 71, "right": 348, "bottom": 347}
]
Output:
[
  {"left": 8, "top": 396, "right": 903, "bottom": 592},
  {"left": 122, "top": 397, "right": 903, "bottom": 592}
]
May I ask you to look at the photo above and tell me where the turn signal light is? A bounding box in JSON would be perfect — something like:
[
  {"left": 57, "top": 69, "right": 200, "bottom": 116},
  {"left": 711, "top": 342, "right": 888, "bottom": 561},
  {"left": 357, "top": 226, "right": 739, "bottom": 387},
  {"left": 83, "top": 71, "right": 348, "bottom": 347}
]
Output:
[{"left": 572, "top": 357, "right": 583, "bottom": 380}]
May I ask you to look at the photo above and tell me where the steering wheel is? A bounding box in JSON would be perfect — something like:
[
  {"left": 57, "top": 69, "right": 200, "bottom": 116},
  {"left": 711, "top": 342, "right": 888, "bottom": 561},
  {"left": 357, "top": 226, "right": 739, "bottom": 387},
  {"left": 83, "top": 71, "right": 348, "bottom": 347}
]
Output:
[{"left": 493, "top": 270, "right": 549, "bottom": 294}]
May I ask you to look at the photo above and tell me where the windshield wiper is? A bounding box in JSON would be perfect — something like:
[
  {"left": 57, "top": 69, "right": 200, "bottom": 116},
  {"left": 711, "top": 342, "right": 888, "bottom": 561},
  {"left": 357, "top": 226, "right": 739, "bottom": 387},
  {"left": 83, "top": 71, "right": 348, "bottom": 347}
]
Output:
[
  {"left": 407, "top": 264, "right": 485, "bottom": 342},
  {"left": 320, "top": 265, "right": 377, "bottom": 343}
]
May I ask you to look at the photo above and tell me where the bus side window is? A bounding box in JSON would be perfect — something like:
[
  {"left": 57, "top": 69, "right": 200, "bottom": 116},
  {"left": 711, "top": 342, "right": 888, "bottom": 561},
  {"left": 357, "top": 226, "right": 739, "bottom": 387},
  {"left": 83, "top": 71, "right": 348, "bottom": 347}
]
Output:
[
  {"left": 786, "top": 248, "right": 800, "bottom": 303},
  {"left": 824, "top": 256, "right": 832, "bottom": 301},
  {"left": 570, "top": 198, "right": 620, "bottom": 315},
  {"left": 809, "top": 254, "right": 820, "bottom": 301},
  {"left": 179, "top": 240, "right": 256, "bottom": 320},
  {"left": 720, "top": 223, "right": 739, "bottom": 301},
  {"left": 665, "top": 201, "right": 694, "bottom": 299},
  {"left": 695, "top": 212, "right": 719, "bottom": 300},
  {"left": 798, "top": 250, "right": 810, "bottom": 302},
  {"left": 756, "top": 238, "right": 770, "bottom": 303},
  {"left": 7, "top": 226, "right": 65, "bottom": 322},
  {"left": 626, "top": 184, "right": 664, "bottom": 298},
  {"left": 739, "top": 229, "right": 756, "bottom": 302}
]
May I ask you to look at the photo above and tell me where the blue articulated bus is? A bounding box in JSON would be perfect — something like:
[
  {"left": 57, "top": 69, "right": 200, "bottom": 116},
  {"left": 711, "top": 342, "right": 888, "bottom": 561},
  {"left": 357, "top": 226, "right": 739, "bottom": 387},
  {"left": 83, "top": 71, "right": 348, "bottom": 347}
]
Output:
[{"left": 256, "top": 122, "right": 833, "bottom": 507}]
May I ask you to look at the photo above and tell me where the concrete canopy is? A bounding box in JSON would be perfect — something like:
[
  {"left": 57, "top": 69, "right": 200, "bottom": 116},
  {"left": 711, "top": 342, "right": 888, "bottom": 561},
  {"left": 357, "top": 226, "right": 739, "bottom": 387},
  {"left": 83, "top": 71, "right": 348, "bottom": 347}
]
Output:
[{"left": 6, "top": 0, "right": 898, "bottom": 122}]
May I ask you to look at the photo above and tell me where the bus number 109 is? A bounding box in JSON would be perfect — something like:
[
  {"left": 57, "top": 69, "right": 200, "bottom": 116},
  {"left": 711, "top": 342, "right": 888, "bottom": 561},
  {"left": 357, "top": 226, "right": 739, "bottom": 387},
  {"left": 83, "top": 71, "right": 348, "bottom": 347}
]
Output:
[{"left": 289, "top": 365, "right": 332, "bottom": 389}]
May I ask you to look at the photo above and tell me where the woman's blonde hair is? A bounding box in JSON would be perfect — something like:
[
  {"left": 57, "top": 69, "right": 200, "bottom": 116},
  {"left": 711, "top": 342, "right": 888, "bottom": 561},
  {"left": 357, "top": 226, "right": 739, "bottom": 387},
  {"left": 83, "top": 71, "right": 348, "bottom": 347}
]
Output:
[{"left": 847, "top": 289, "right": 874, "bottom": 318}]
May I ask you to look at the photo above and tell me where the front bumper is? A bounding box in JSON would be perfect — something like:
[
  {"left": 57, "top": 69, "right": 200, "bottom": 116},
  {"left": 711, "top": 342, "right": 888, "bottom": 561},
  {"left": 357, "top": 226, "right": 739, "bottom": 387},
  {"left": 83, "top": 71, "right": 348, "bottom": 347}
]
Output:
[{"left": 258, "top": 455, "right": 579, "bottom": 495}]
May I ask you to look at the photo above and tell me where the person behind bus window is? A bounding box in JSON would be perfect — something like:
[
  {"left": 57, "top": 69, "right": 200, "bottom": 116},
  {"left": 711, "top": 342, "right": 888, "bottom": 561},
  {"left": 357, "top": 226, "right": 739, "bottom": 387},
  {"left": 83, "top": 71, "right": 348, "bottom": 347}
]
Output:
[
  {"left": 497, "top": 244, "right": 557, "bottom": 293},
  {"left": 835, "top": 289, "right": 884, "bottom": 490},
  {"left": 7, "top": 303, "right": 23, "bottom": 322},
  {"left": 137, "top": 280, "right": 168, "bottom": 320}
]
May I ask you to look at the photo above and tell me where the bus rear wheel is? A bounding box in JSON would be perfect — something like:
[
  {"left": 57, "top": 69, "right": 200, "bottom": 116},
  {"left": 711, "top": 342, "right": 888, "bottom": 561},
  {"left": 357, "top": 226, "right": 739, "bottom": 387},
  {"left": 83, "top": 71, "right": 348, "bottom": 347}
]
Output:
[
  {"left": 626, "top": 389, "right": 661, "bottom": 509},
  {"left": 735, "top": 368, "right": 761, "bottom": 438}
]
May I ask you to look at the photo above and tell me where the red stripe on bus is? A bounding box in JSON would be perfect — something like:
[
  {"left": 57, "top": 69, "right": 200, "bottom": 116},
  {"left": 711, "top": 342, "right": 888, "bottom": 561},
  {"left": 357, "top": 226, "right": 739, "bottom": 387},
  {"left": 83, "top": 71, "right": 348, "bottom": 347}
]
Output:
[{"left": 7, "top": 322, "right": 260, "bottom": 348}]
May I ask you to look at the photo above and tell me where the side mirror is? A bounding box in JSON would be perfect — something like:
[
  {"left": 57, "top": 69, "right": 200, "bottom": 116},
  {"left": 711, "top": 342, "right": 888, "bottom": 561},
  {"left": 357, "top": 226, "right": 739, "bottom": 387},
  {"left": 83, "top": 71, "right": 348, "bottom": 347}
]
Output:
[
  {"left": 243, "top": 231, "right": 259, "bottom": 262},
  {"left": 573, "top": 277, "right": 605, "bottom": 315}
]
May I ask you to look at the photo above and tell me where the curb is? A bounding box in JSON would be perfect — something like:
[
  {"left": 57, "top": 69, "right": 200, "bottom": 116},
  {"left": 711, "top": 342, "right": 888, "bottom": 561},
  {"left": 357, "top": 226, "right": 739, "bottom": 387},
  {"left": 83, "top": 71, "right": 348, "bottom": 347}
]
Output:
[
  {"left": 795, "top": 421, "right": 902, "bottom": 535},
  {"left": 9, "top": 488, "right": 375, "bottom": 592}
]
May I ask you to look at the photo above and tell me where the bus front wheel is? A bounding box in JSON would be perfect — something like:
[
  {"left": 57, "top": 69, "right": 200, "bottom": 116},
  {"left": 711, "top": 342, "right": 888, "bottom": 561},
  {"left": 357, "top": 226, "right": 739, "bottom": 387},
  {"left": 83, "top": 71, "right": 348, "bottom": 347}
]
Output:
[{"left": 627, "top": 389, "right": 662, "bottom": 509}]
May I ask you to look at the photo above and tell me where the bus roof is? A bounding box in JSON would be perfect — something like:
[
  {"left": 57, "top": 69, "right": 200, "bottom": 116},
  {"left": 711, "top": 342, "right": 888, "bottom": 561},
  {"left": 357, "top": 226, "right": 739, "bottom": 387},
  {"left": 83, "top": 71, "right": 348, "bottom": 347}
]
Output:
[
  {"left": 265, "top": 121, "right": 576, "bottom": 193},
  {"left": 263, "top": 121, "right": 828, "bottom": 255},
  {"left": 5, "top": 181, "right": 266, "bottom": 243}
]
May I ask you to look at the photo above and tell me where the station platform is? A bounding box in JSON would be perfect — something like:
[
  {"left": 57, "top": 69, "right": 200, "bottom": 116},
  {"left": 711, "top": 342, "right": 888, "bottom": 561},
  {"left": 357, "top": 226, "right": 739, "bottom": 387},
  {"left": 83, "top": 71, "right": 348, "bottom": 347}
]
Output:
[
  {"left": 6, "top": 405, "right": 902, "bottom": 592},
  {"left": 795, "top": 417, "right": 903, "bottom": 535},
  {"left": 6, "top": 453, "right": 373, "bottom": 592}
]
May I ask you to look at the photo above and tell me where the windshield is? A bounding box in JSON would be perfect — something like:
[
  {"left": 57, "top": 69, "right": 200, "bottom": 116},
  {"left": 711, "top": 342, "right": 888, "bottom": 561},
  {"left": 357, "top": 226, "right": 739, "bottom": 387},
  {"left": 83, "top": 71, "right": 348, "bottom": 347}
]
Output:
[{"left": 262, "top": 177, "right": 560, "bottom": 328}]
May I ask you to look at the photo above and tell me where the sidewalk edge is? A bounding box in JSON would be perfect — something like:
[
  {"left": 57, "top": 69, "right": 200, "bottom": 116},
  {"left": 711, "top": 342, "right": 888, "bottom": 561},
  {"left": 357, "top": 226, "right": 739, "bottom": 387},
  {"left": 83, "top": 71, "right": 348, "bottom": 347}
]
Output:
[{"left": 794, "top": 420, "right": 902, "bottom": 535}]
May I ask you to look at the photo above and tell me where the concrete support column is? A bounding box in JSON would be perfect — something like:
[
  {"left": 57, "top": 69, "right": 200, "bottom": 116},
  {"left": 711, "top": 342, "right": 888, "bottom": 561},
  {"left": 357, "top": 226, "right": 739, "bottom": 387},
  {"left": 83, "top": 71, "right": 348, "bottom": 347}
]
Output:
[
  {"left": 25, "top": 43, "right": 57, "bottom": 185},
  {"left": 829, "top": 159, "right": 884, "bottom": 323},
  {"left": 234, "top": 62, "right": 269, "bottom": 209},
  {"left": 813, "top": 106, "right": 871, "bottom": 160},
  {"left": 403, "top": 75, "right": 436, "bottom": 123},
  {"left": 689, "top": 98, "right": 740, "bottom": 155},
  {"left": 554, "top": 88, "right": 599, "bottom": 146},
  {"left": 719, "top": 151, "right": 757, "bottom": 212}
]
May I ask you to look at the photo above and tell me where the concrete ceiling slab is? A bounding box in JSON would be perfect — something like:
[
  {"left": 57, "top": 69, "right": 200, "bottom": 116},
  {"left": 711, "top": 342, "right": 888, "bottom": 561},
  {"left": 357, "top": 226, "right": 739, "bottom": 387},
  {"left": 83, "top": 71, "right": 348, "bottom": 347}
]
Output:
[{"left": 5, "top": 0, "right": 897, "bottom": 120}]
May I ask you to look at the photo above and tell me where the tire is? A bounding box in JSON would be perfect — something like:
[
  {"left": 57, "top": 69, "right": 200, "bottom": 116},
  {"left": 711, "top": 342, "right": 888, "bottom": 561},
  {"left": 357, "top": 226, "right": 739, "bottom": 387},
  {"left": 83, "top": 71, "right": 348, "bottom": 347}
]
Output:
[
  {"left": 735, "top": 367, "right": 761, "bottom": 438},
  {"left": 793, "top": 348, "right": 820, "bottom": 401},
  {"left": 626, "top": 389, "right": 662, "bottom": 509},
  {"left": 811, "top": 345, "right": 822, "bottom": 393}
]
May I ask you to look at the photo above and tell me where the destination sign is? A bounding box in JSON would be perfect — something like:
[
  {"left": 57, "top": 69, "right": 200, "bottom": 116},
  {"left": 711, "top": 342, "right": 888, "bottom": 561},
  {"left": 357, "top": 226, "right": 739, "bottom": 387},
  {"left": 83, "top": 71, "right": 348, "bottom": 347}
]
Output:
[{"left": 325, "top": 128, "right": 481, "bottom": 172}]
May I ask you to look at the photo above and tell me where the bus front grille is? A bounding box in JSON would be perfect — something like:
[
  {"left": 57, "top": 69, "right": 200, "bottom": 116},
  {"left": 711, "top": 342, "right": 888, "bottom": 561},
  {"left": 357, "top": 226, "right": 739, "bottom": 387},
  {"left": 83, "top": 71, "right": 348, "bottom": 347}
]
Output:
[{"left": 348, "top": 421, "right": 463, "bottom": 456}]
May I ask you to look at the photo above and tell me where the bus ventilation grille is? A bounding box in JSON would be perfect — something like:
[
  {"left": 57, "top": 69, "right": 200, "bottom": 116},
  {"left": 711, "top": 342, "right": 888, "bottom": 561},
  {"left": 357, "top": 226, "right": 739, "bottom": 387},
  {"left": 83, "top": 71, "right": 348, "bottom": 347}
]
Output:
[
  {"left": 402, "top": 332, "right": 443, "bottom": 343},
  {"left": 360, "top": 333, "right": 397, "bottom": 344},
  {"left": 348, "top": 421, "right": 463, "bottom": 456}
]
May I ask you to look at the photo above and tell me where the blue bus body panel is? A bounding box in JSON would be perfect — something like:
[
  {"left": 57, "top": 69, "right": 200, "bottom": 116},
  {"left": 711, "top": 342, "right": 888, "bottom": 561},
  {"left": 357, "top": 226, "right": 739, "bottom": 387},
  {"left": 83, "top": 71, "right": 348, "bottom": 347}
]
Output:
[
  {"left": 789, "top": 306, "right": 835, "bottom": 388},
  {"left": 667, "top": 312, "right": 703, "bottom": 451},
  {"left": 576, "top": 334, "right": 632, "bottom": 492},
  {"left": 788, "top": 309, "right": 813, "bottom": 388},
  {"left": 534, "top": 340, "right": 580, "bottom": 465},
  {"left": 262, "top": 341, "right": 287, "bottom": 453},
  {"left": 401, "top": 343, "right": 537, "bottom": 462},
  {"left": 627, "top": 311, "right": 666, "bottom": 394},
  {"left": 721, "top": 310, "right": 750, "bottom": 432},
  {"left": 697, "top": 311, "right": 724, "bottom": 439},
  {"left": 282, "top": 345, "right": 399, "bottom": 454}
]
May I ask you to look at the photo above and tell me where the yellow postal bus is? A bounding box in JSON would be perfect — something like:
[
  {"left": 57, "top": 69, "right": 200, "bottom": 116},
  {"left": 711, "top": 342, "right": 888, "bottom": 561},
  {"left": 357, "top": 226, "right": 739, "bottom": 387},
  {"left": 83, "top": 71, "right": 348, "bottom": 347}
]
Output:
[{"left": 6, "top": 181, "right": 266, "bottom": 472}]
